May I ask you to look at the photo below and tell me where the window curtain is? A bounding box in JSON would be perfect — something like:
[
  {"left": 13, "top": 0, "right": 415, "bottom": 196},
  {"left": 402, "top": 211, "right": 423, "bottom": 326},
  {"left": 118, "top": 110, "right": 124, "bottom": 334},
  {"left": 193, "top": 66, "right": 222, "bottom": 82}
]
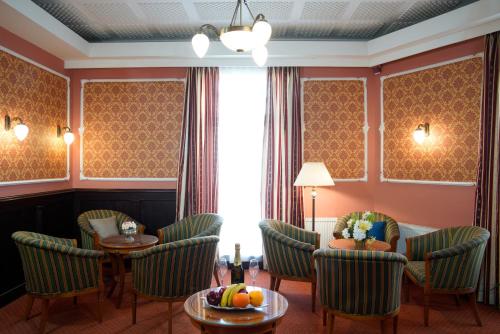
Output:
[
  {"left": 474, "top": 32, "right": 500, "bottom": 307},
  {"left": 176, "top": 67, "right": 219, "bottom": 220},
  {"left": 261, "top": 67, "right": 304, "bottom": 228}
]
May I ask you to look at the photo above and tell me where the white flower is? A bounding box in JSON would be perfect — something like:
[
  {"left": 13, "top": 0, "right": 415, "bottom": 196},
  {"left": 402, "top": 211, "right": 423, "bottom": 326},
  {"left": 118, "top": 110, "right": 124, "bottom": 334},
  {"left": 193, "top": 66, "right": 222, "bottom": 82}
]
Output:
[
  {"left": 122, "top": 221, "right": 136, "bottom": 230},
  {"left": 362, "top": 211, "right": 371, "bottom": 220},
  {"left": 342, "top": 228, "right": 351, "bottom": 239},
  {"left": 347, "top": 219, "right": 354, "bottom": 228},
  {"left": 357, "top": 220, "right": 372, "bottom": 232},
  {"left": 353, "top": 229, "right": 366, "bottom": 241}
]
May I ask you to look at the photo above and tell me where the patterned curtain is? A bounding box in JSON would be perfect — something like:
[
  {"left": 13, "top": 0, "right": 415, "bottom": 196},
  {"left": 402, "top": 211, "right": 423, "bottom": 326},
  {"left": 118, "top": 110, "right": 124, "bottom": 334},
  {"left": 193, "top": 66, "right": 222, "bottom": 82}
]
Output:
[
  {"left": 261, "top": 67, "right": 304, "bottom": 228},
  {"left": 474, "top": 32, "right": 500, "bottom": 306},
  {"left": 176, "top": 67, "right": 219, "bottom": 220}
]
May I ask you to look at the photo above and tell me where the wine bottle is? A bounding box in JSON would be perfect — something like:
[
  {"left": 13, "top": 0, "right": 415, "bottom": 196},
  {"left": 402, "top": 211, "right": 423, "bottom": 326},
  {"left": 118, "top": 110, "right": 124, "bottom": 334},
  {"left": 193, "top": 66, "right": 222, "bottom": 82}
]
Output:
[{"left": 230, "top": 243, "right": 244, "bottom": 284}]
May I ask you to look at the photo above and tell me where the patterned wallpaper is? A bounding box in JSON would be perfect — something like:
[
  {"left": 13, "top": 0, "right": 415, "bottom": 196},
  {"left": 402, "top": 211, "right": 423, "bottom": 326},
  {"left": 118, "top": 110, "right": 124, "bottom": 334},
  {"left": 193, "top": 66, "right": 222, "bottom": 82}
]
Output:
[
  {"left": 81, "top": 80, "right": 185, "bottom": 179},
  {"left": 302, "top": 79, "right": 367, "bottom": 180},
  {"left": 382, "top": 56, "right": 482, "bottom": 183},
  {"left": 0, "top": 49, "right": 68, "bottom": 184}
]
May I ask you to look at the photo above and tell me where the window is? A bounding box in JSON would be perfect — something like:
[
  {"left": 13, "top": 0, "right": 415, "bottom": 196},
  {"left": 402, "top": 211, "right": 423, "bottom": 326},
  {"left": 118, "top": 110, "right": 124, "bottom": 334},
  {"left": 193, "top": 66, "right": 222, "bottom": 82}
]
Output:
[{"left": 218, "top": 67, "right": 267, "bottom": 260}]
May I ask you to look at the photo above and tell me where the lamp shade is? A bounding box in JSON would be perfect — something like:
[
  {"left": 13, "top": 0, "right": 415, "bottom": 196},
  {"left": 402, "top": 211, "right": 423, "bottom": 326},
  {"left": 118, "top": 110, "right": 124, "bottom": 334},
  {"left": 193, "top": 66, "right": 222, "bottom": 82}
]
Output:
[{"left": 294, "top": 162, "right": 335, "bottom": 187}]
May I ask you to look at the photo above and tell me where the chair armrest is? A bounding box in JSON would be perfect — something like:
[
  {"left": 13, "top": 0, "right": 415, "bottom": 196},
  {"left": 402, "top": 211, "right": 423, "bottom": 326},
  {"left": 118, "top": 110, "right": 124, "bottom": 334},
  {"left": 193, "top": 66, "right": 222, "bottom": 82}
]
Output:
[
  {"left": 280, "top": 223, "right": 319, "bottom": 248},
  {"left": 384, "top": 220, "right": 400, "bottom": 252},
  {"left": 333, "top": 220, "right": 347, "bottom": 239},
  {"left": 30, "top": 233, "right": 77, "bottom": 247}
]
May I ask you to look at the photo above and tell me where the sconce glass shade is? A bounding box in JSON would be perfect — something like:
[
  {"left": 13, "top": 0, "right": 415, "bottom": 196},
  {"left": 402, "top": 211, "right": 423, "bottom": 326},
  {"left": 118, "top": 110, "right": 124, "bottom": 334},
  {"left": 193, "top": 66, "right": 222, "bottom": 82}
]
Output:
[
  {"left": 14, "top": 123, "right": 29, "bottom": 141},
  {"left": 252, "top": 20, "right": 272, "bottom": 46},
  {"left": 63, "top": 131, "right": 75, "bottom": 145},
  {"left": 252, "top": 45, "right": 268, "bottom": 67},
  {"left": 413, "top": 128, "right": 426, "bottom": 144},
  {"left": 192, "top": 33, "right": 210, "bottom": 58}
]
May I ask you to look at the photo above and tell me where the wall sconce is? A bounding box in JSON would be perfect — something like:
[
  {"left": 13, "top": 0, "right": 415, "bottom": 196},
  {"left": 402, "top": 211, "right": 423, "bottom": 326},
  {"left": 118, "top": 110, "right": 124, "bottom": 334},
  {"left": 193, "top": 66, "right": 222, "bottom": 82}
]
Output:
[
  {"left": 4, "top": 115, "right": 29, "bottom": 141},
  {"left": 413, "top": 122, "right": 430, "bottom": 144},
  {"left": 57, "top": 125, "right": 75, "bottom": 145}
]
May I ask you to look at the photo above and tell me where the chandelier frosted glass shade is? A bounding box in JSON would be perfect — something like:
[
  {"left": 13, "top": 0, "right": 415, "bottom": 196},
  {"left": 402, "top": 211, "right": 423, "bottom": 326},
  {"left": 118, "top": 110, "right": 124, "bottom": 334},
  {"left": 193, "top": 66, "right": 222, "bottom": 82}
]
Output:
[
  {"left": 252, "top": 46, "right": 268, "bottom": 67},
  {"left": 252, "top": 20, "right": 272, "bottom": 46},
  {"left": 192, "top": 33, "right": 210, "bottom": 58},
  {"left": 220, "top": 26, "right": 256, "bottom": 52}
]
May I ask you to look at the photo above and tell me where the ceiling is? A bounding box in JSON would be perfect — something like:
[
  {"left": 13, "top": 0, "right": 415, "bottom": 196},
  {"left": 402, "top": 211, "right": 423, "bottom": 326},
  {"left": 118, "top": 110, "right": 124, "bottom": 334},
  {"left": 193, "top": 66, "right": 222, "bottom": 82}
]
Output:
[{"left": 31, "top": 0, "right": 478, "bottom": 42}]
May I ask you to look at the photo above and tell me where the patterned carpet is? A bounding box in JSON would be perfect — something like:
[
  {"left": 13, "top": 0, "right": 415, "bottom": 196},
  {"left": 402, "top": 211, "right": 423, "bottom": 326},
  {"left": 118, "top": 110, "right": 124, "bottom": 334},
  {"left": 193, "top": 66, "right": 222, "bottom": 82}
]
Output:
[{"left": 1, "top": 271, "right": 499, "bottom": 334}]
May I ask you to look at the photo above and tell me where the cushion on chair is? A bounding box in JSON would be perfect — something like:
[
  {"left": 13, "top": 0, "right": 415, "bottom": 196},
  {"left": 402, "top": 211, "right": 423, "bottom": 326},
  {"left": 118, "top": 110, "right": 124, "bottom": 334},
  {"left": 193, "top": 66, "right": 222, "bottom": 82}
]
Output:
[
  {"left": 367, "top": 221, "right": 386, "bottom": 241},
  {"left": 89, "top": 216, "right": 119, "bottom": 238},
  {"left": 406, "top": 261, "right": 426, "bottom": 285}
]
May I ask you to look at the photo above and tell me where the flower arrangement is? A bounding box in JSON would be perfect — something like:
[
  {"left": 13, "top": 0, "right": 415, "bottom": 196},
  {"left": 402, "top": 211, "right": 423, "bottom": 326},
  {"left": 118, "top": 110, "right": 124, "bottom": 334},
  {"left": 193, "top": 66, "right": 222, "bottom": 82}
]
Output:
[
  {"left": 122, "top": 221, "right": 137, "bottom": 242},
  {"left": 341, "top": 211, "right": 375, "bottom": 249}
]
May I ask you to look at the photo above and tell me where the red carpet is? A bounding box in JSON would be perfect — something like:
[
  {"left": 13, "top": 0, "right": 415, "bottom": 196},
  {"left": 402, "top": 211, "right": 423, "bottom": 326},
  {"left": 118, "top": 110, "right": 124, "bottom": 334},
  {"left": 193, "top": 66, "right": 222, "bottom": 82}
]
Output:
[{"left": 1, "top": 271, "right": 499, "bottom": 333}]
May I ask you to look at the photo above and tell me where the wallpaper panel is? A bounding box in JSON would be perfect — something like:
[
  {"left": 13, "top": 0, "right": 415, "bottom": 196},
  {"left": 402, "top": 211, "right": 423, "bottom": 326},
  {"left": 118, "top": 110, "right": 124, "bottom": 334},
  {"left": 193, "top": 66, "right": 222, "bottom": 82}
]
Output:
[
  {"left": 81, "top": 80, "right": 184, "bottom": 179},
  {"left": 0, "top": 49, "right": 68, "bottom": 184},
  {"left": 382, "top": 56, "right": 482, "bottom": 183},
  {"left": 302, "top": 79, "right": 367, "bottom": 180}
]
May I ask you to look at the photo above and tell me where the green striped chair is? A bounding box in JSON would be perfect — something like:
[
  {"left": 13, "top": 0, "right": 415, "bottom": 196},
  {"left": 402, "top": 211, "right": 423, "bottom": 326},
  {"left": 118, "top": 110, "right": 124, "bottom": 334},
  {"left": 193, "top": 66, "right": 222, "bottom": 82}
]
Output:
[
  {"left": 78, "top": 210, "right": 145, "bottom": 250},
  {"left": 157, "top": 213, "right": 223, "bottom": 284},
  {"left": 404, "top": 226, "right": 490, "bottom": 327},
  {"left": 259, "top": 220, "right": 320, "bottom": 312},
  {"left": 12, "top": 231, "right": 105, "bottom": 334},
  {"left": 334, "top": 211, "right": 400, "bottom": 252},
  {"left": 314, "top": 249, "right": 407, "bottom": 334},
  {"left": 129, "top": 236, "right": 220, "bottom": 334}
]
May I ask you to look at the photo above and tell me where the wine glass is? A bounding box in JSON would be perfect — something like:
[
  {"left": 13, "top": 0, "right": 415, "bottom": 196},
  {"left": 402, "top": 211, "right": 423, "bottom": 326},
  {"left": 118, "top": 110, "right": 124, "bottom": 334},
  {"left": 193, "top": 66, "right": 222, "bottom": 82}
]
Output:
[
  {"left": 249, "top": 259, "right": 259, "bottom": 287},
  {"left": 217, "top": 257, "right": 228, "bottom": 287}
]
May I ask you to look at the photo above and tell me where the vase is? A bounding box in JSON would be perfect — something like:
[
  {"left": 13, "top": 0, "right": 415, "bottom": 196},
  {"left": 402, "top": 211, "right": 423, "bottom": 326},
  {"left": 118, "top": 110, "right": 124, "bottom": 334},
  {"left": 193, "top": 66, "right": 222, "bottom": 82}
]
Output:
[
  {"left": 123, "top": 228, "right": 137, "bottom": 242},
  {"left": 354, "top": 239, "right": 366, "bottom": 250}
]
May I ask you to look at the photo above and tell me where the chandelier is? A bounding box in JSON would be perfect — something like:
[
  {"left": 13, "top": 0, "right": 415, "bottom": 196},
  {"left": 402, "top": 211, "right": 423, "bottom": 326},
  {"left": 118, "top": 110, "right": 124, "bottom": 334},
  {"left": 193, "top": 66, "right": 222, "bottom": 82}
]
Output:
[{"left": 191, "top": 0, "right": 272, "bottom": 66}]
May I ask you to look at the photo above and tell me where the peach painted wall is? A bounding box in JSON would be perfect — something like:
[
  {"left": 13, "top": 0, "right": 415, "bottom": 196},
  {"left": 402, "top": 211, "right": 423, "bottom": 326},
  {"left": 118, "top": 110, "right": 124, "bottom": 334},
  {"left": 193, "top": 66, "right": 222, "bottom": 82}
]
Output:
[
  {"left": 0, "top": 27, "right": 71, "bottom": 198},
  {"left": 300, "top": 37, "right": 484, "bottom": 228},
  {"left": 69, "top": 67, "right": 186, "bottom": 190}
]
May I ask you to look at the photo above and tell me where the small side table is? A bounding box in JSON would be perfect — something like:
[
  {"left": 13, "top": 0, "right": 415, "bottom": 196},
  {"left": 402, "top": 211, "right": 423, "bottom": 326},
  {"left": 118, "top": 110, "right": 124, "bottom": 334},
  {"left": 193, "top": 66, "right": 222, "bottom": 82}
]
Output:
[
  {"left": 328, "top": 238, "right": 391, "bottom": 252},
  {"left": 184, "top": 287, "right": 288, "bottom": 334},
  {"left": 100, "top": 234, "right": 158, "bottom": 308}
]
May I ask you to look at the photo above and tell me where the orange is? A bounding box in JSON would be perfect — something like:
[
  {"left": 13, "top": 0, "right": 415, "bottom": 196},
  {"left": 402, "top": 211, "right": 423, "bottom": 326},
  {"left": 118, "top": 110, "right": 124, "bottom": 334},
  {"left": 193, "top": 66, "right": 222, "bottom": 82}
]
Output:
[
  {"left": 249, "top": 290, "right": 264, "bottom": 307},
  {"left": 232, "top": 293, "right": 250, "bottom": 308}
]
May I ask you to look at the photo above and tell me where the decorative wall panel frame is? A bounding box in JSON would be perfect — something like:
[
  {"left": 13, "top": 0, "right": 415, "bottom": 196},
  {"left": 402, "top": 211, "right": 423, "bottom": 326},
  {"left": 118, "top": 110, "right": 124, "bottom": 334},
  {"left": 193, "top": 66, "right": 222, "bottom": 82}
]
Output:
[
  {"left": 301, "top": 77, "right": 368, "bottom": 182},
  {"left": 80, "top": 78, "right": 185, "bottom": 181},
  {"left": 0, "top": 46, "right": 70, "bottom": 186},
  {"left": 379, "top": 54, "right": 483, "bottom": 186}
]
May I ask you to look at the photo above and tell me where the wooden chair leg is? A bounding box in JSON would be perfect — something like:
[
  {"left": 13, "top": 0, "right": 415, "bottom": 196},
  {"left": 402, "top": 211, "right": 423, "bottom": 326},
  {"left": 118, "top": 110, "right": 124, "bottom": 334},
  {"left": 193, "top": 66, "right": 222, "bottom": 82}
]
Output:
[
  {"left": 322, "top": 308, "right": 327, "bottom": 326},
  {"left": 424, "top": 294, "right": 430, "bottom": 327},
  {"left": 167, "top": 302, "right": 173, "bottom": 334},
  {"left": 327, "top": 312, "right": 334, "bottom": 334},
  {"left": 311, "top": 281, "right": 316, "bottom": 313},
  {"left": 275, "top": 279, "right": 281, "bottom": 292},
  {"left": 270, "top": 276, "right": 276, "bottom": 291},
  {"left": 131, "top": 292, "right": 137, "bottom": 324},
  {"left": 404, "top": 275, "right": 410, "bottom": 302},
  {"left": 213, "top": 263, "right": 221, "bottom": 286},
  {"left": 97, "top": 291, "right": 102, "bottom": 323},
  {"left": 39, "top": 299, "right": 50, "bottom": 334},
  {"left": 380, "top": 319, "right": 386, "bottom": 334},
  {"left": 24, "top": 294, "right": 34, "bottom": 320},
  {"left": 393, "top": 315, "right": 399, "bottom": 334},
  {"left": 468, "top": 292, "right": 482, "bottom": 326}
]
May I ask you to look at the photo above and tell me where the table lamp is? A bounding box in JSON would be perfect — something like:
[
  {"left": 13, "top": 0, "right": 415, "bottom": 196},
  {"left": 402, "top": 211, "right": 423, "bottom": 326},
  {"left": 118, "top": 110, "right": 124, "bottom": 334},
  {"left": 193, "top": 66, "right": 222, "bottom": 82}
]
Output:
[{"left": 294, "top": 162, "right": 335, "bottom": 231}]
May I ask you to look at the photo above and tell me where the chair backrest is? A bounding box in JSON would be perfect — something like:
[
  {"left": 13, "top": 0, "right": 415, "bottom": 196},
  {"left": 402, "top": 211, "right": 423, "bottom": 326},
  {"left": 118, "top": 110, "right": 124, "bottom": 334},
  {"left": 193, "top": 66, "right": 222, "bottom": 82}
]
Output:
[
  {"left": 130, "top": 236, "right": 219, "bottom": 299},
  {"left": 78, "top": 210, "right": 135, "bottom": 249},
  {"left": 12, "top": 231, "right": 103, "bottom": 295},
  {"left": 159, "top": 213, "right": 223, "bottom": 243},
  {"left": 314, "top": 249, "right": 407, "bottom": 316}
]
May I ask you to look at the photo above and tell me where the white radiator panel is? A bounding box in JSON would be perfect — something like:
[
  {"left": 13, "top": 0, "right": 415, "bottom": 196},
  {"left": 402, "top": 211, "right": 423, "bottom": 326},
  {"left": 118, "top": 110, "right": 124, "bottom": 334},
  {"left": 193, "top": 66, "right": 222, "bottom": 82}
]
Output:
[{"left": 304, "top": 217, "right": 337, "bottom": 249}]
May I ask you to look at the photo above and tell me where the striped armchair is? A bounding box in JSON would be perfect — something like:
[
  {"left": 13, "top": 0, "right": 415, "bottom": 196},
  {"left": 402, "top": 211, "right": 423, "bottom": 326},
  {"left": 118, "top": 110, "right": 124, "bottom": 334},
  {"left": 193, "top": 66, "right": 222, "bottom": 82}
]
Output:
[
  {"left": 314, "top": 249, "right": 407, "bottom": 333},
  {"left": 12, "top": 231, "right": 105, "bottom": 334},
  {"left": 404, "top": 226, "right": 490, "bottom": 327},
  {"left": 157, "top": 213, "right": 223, "bottom": 284},
  {"left": 334, "top": 211, "right": 400, "bottom": 252},
  {"left": 130, "top": 236, "right": 219, "bottom": 334},
  {"left": 259, "top": 220, "right": 320, "bottom": 312},
  {"left": 78, "top": 210, "right": 145, "bottom": 250}
]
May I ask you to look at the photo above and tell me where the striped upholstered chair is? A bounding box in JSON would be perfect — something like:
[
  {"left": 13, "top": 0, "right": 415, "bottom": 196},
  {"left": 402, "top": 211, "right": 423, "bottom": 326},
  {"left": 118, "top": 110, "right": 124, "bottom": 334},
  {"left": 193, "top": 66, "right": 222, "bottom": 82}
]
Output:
[
  {"left": 314, "top": 249, "right": 407, "bottom": 333},
  {"left": 12, "top": 231, "right": 105, "bottom": 334},
  {"left": 404, "top": 226, "right": 490, "bottom": 327},
  {"left": 130, "top": 236, "right": 219, "bottom": 334},
  {"left": 334, "top": 211, "right": 400, "bottom": 252},
  {"left": 259, "top": 220, "right": 320, "bottom": 312},
  {"left": 157, "top": 213, "right": 223, "bottom": 284},
  {"left": 78, "top": 210, "right": 145, "bottom": 250}
]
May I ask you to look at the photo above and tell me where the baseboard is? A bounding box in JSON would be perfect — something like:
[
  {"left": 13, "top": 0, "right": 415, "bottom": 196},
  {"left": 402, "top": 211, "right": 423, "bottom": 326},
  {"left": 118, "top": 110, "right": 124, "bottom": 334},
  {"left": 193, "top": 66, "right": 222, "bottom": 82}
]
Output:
[{"left": 0, "top": 283, "right": 25, "bottom": 308}]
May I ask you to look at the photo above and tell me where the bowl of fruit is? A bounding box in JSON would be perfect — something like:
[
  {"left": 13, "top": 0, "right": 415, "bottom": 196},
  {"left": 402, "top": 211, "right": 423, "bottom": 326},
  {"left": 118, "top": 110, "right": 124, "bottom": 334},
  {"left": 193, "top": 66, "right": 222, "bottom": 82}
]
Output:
[{"left": 203, "top": 284, "right": 265, "bottom": 310}]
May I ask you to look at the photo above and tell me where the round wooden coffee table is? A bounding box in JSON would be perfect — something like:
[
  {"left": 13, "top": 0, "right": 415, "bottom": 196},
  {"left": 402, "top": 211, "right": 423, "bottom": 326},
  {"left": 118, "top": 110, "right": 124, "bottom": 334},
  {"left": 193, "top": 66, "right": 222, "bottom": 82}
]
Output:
[
  {"left": 184, "top": 287, "right": 288, "bottom": 334},
  {"left": 100, "top": 234, "right": 158, "bottom": 308},
  {"left": 328, "top": 238, "right": 391, "bottom": 252}
]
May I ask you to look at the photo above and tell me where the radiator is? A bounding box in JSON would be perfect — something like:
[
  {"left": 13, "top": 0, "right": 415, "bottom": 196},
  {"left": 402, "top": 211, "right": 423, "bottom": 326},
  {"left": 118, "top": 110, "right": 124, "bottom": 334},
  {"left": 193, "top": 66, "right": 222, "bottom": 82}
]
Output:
[{"left": 304, "top": 217, "right": 337, "bottom": 249}]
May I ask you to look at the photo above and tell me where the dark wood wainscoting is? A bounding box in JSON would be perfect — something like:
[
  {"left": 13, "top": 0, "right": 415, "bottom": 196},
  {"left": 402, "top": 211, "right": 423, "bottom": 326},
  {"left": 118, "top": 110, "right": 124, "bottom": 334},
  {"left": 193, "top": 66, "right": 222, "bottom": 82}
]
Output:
[{"left": 0, "top": 188, "right": 176, "bottom": 307}]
